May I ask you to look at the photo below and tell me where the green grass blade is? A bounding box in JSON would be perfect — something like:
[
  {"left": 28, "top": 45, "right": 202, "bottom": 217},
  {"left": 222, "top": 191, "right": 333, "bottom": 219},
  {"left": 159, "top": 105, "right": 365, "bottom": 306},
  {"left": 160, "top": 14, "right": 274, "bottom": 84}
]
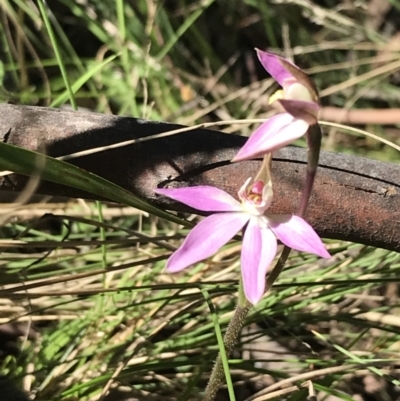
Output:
[
  {"left": 157, "top": 0, "right": 216, "bottom": 60},
  {"left": 50, "top": 54, "right": 118, "bottom": 107},
  {"left": 313, "top": 330, "right": 400, "bottom": 387},
  {"left": 37, "top": 0, "right": 77, "bottom": 109},
  {"left": 202, "top": 289, "right": 236, "bottom": 401}
]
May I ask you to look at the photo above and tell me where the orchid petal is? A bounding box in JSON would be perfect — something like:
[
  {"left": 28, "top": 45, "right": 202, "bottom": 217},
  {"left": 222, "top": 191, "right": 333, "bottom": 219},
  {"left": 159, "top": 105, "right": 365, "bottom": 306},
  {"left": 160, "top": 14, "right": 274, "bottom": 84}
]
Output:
[
  {"left": 256, "top": 49, "right": 294, "bottom": 87},
  {"left": 232, "top": 113, "right": 309, "bottom": 161},
  {"left": 278, "top": 99, "right": 319, "bottom": 124},
  {"left": 241, "top": 217, "right": 277, "bottom": 304},
  {"left": 167, "top": 212, "right": 249, "bottom": 272},
  {"left": 156, "top": 186, "right": 242, "bottom": 212},
  {"left": 268, "top": 215, "right": 330, "bottom": 258}
]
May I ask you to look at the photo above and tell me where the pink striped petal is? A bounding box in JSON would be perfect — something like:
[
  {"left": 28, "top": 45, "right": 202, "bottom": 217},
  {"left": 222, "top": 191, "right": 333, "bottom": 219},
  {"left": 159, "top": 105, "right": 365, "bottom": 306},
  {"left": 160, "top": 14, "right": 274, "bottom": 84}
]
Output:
[
  {"left": 156, "top": 186, "right": 242, "bottom": 212},
  {"left": 256, "top": 49, "right": 294, "bottom": 87},
  {"left": 268, "top": 215, "right": 330, "bottom": 258},
  {"left": 241, "top": 217, "right": 277, "bottom": 304},
  {"left": 232, "top": 113, "right": 309, "bottom": 162},
  {"left": 167, "top": 212, "right": 249, "bottom": 272}
]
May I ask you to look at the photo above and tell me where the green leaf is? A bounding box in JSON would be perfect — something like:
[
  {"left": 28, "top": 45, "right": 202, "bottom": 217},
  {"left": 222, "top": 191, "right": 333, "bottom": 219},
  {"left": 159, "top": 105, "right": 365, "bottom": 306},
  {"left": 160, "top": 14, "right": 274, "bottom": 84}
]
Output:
[{"left": 0, "top": 141, "right": 187, "bottom": 225}]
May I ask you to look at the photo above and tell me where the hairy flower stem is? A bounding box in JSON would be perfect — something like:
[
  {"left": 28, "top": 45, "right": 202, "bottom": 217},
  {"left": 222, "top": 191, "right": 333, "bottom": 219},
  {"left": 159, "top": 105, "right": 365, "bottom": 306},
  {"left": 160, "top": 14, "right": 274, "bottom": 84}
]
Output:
[
  {"left": 266, "top": 245, "right": 292, "bottom": 290},
  {"left": 269, "top": 124, "right": 322, "bottom": 294},
  {"left": 203, "top": 246, "right": 293, "bottom": 401},
  {"left": 203, "top": 282, "right": 251, "bottom": 401},
  {"left": 203, "top": 246, "right": 294, "bottom": 401},
  {"left": 298, "top": 123, "right": 322, "bottom": 216}
]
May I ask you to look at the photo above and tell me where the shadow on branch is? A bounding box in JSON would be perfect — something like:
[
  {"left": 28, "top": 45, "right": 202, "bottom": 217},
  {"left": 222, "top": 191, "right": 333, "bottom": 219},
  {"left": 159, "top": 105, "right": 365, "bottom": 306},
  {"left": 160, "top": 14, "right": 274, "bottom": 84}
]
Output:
[{"left": 0, "top": 104, "right": 399, "bottom": 252}]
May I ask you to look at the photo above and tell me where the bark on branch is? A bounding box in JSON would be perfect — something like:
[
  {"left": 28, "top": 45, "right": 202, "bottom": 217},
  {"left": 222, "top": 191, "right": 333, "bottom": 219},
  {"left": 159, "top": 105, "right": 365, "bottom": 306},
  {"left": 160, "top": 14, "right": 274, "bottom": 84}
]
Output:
[{"left": 0, "top": 104, "right": 399, "bottom": 252}]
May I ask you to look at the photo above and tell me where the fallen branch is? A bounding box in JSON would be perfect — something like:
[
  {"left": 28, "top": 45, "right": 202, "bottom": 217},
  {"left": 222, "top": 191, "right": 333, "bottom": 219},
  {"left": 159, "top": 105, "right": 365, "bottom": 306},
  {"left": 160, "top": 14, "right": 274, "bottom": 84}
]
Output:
[{"left": 0, "top": 104, "right": 399, "bottom": 252}]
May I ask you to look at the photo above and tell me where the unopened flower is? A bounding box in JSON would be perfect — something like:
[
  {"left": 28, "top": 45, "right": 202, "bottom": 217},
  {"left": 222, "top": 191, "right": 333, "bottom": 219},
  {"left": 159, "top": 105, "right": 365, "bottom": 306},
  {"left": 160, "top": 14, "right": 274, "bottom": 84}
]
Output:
[
  {"left": 233, "top": 50, "right": 320, "bottom": 162},
  {"left": 156, "top": 156, "right": 329, "bottom": 304}
]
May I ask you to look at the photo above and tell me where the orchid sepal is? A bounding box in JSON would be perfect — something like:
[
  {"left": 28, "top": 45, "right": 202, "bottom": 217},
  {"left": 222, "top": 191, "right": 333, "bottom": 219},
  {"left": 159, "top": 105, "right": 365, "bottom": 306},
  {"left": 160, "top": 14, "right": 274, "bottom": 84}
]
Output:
[
  {"left": 232, "top": 113, "right": 309, "bottom": 162},
  {"left": 256, "top": 49, "right": 319, "bottom": 103}
]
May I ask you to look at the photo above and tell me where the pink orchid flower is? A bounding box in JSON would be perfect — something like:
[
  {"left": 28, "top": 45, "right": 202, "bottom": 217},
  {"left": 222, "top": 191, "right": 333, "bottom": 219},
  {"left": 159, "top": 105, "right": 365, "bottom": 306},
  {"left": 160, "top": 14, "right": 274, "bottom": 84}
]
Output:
[
  {"left": 233, "top": 50, "right": 320, "bottom": 162},
  {"left": 156, "top": 157, "right": 330, "bottom": 305}
]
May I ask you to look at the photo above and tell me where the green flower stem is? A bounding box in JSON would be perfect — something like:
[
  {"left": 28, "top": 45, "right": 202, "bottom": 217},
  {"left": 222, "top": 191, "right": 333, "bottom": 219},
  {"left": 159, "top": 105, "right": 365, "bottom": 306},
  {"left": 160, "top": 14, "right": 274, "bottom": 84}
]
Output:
[
  {"left": 266, "top": 245, "right": 291, "bottom": 290},
  {"left": 268, "top": 124, "right": 321, "bottom": 299},
  {"left": 269, "top": 124, "right": 321, "bottom": 303},
  {"left": 203, "top": 245, "right": 292, "bottom": 401},
  {"left": 203, "top": 281, "right": 251, "bottom": 401},
  {"left": 298, "top": 123, "right": 322, "bottom": 217}
]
